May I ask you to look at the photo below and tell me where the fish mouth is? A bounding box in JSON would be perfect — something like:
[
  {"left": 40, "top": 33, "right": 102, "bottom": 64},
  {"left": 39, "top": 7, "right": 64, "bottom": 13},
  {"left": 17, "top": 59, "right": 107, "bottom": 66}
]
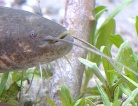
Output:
[
  {"left": 36, "top": 32, "right": 74, "bottom": 62},
  {"left": 46, "top": 32, "right": 73, "bottom": 44},
  {"left": 37, "top": 32, "right": 74, "bottom": 48}
]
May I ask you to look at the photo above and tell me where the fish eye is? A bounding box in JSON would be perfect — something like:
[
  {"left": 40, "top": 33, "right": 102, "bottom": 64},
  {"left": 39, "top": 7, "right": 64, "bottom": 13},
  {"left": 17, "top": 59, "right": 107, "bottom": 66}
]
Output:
[{"left": 29, "top": 30, "right": 37, "bottom": 38}]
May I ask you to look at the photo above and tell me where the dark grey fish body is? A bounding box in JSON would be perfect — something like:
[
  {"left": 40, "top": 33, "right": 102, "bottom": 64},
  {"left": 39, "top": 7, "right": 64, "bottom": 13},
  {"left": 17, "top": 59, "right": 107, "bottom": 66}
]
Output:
[{"left": 0, "top": 7, "right": 73, "bottom": 72}]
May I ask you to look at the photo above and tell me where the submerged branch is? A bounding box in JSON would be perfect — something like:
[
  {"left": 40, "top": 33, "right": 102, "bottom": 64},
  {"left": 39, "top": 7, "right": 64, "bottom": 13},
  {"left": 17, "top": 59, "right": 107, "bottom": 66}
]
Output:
[{"left": 50, "top": 0, "right": 95, "bottom": 105}]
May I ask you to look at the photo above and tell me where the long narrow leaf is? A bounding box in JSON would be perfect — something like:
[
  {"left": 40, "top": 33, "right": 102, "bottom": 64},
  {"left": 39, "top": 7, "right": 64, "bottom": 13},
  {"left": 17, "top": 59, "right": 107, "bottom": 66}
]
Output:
[
  {"left": 93, "top": 19, "right": 115, "bottom": 65},
  {"left": 0, "top": 72, "right": 9, "bottom": 95},
  {"left": 115, "top": 41, "right": 138, "bottom": 87},
  {"left": 135, "top": 16, "right": 138, "bottom": 35},
  {"left": 96, "top": 82, "right": 111, "bottom": 106},
  {"left": 113, "top": 86, "right": 120, "bottom": 101},
  {"left": 79, "top": 57, "right": 106, "bottom": 85},
  {"left": 94, "top": 6, "right": 107, "bottom": 19},
  {"left": 46, "top": 98, "right": 55, "bottom": 106},
  {"left": 119, "top": 84, "right": 131, "bottom": 96},
  {"left": 76, "top": 98, "right": 85, "bottom": 106},
  {"left": 108, "top": 34, "right": 124, "bottom": 48},
  {"left": 97, "top": 0, "right": 133, "bottom": 33},
  {"left": 59, "top": 84, "right": 72, "bottom": 106},
  {"left": 112, "top": 100, "right": 121, "bottom": 106},
  {"left": 123, "top": 75, "right": 138, "bottom": 87},
  {"left": 122, "top": 87, "right": 138, "bottom": 106},
  {"left": 102, "top": 46, "right": 114, "bottom": 85},
  {"left": 86, "top": 98, "right": 96, "bottom": 106}
]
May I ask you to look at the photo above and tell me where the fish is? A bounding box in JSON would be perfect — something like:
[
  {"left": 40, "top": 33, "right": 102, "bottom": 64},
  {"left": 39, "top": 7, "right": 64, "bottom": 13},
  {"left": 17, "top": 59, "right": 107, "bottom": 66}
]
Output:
[
  {"left": 0, "top": 6, "right": 73, "bottom": 72},
  {"left": 0, "top": 102, "right": 12, "bottom": 106}
]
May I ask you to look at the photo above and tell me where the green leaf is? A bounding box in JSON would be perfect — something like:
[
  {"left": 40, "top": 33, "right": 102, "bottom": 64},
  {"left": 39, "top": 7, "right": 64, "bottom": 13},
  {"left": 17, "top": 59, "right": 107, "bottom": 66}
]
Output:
[
  {"left": 0, "top": 82, "right": 20, "bottom": 103},
  {"left": 86, "top": 98, "right": 96, "bottom": 106},
  {"left": 135, "top": 16, "right": 138, "bottom": 35},
  {"left": 123, "top": 75, "right": 138, "bottom": 87},
  {"left": 46, "top": 98, "right": 55, "bottom": 106},
  {"left": 115, "top": 41, "right": 138, "bottom": 89},
  {"left": 112, "top": 100, "right": 121, "bottom": 106},
  {"left": 96, "top": 82, "right": 111, "bottom": 106},
  {"left": 95, "top": 0, "right": 133, "bottom": 49},
  {"left": 78, "top": 57, "right": 106, "bottom": 85},
  {"left": 92, "top": 19, "right": 115, "bottom": 65},
  {"left": 96, "top": 19, "right": 115, "bottom": 49},
  {"left": 119, "top": 83, "right": 131, "bottom": 96},
  {"left": 12, "top": 72, "right": 23, "bottom": 82},
  {"left": 106, "top": 70, "right": 120, "bottom": 76},
  {"left": 113, "top": 86, "right": 120, "bottom": 101},
  {"left": 74, "top": 96, "right": 96, "bottom": 106},
  {"left": 82, "top": 68, "right": 93, "bottom": 93},
  {"left": 119, "top": 81, "right": 137, "bottom": 104},
  {"left": 59, "top": 84, "right": 72, "bottom": 106},
  {"left": 94, "top": 6, "right": 107, "bottom": 19},
  {"left": 95, "top": 0, "right": 133, "bottom": 36},
  {"left": 102, "top": 46, "right": 114, "bottom": 85},
  {"left": 84, "top": 87, "right": 100, "bottom": 95},
  {"left": 97, "top": 0, "right": 133, "bottom": 31},
  {"left": 108, "top": 34, "right": 124, "bottom": 48},
  {"left": 110, "top": 78, "right": 123, "bottom": 94},
  {"left": 90, "top": 0, "right": 133, "bottom": 66},
  {"left": 122, "top": 87, "right": 138, "bottom": 106},
  {"left": 78, "top": 98, "right": 85, "bottom": 106},
  {"left": 74, "top": 99, "right": 81, "bottom": 106},
  {"left": 0, "top": 73, "right": 9, "bottom": 95}
]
